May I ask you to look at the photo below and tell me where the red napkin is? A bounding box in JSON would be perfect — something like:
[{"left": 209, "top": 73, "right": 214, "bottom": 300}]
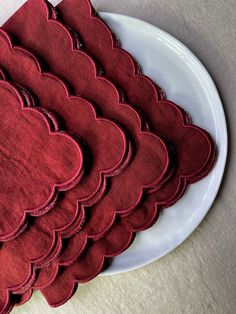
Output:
[
  {"left": 0, "top": 30, "right": 134, "bottom": 312},
  {"left": 0, "top": 26, "right": 131, "bottom": 258},
  {"left": 0, "top": 1, "right": 171, "bottom": 309},
  {"left": 13, "top": 0, "right": 216, "bottom": 305},
  {"left": 0, "top": 78, "right": 83, "bottom": 312},
  {"left": 1, "top": 0, "right": 217, "bottom": 309},
  {"left": 56, "top": 0, "right": 217, "bottom": 182},
  {"left": 28, "top": 0, "right": 216, "bottom": 252},
  {"left": 2, "top": 0, "right": 172, "bottom": 237},
  {"left": 0, "top": 74, "right": 83, "bottom": 242},
  {"left": 2, "top": 0, "right": 216, "bottom": 241}
]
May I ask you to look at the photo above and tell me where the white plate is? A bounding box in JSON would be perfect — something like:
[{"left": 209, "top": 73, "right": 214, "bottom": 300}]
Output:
[
  {"left": 0, "top": 3, "right": 227, "bottom": 276},
  {"left": 99, "top": 12, "right": 227, "bottom": 275}
]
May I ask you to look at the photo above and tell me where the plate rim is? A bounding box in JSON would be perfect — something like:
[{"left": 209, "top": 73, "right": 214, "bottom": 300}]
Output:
[{"left": 99, "top": 12, "right": 228, "bottom": 276}]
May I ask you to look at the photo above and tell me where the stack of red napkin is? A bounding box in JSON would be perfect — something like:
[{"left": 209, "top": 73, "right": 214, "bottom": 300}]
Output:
[{"left": 0, "top": 0, "right": 216, "bottom": 312}]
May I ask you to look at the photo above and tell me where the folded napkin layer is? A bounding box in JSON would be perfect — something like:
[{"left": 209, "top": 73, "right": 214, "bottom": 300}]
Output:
[
  {"left": 51, "top": 0, "right": 217, "bottom": 227},
  {"left": 0, "top": 79, "right": 83, "bottom": 312},
  {"left": 2, "top": 0, "right": 172, "bottom": 239},
  {"left": 0, "top": 76, "right": 83, "bottom": 242},
  {"left": 0, "top": 31, "right": 134, "bottom": 311},
  {"left": 0, "top": 28, "right": 131, "bottom": 256},
  {"left": 0, "top": 2, "right": 171, "bottom": 309},
  {"left": 56, "top": 0, "right": 217, "bottom": 185},
  {"left": 0, "top": 0, "right": 217, "bottom": 311},
  {"left": 3, "top": 0, "right": 216, "bottom": 241},
  {"left": 22, "top": 0, "right": 217, "bottom": 278},
  {"left": 13, "top": 0, "right": 217, "bottom": 304}
]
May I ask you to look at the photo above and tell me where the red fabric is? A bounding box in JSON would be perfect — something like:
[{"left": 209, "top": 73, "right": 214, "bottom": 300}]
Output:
[
  {"left": 0, "top": 0, "right": 171, "bottom": 310},
  {"left": 0, "top": 30, "right": 129, "bottom": 203},
  {"left": 2, "top": 0, "right": 216, "bottom": 308},
  {"left": 0, "top": 80, "right": 83, "bottom": 312},
  {"left": 34, "top": 0, "right": 216, "bottom": 305},
  {"left": 2, "top": 0, "right": 171, "bottom": 237},
  {"left": 57, "top": 0, "right": 216, "bottom": 183},
  {"left": 0, "top": 78, "right": 83, "bottom": 242},
  {"left": 0, "top": 30, "right": 132, "bottom": 312},
  {"left": 0, "top": 27, "right": 129, "bottom": 249},
  {"left": 14, "top": 289, "right": 33, "bottom": 307}
]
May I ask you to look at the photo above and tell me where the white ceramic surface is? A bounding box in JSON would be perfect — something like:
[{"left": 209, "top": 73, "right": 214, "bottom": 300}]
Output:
[
  {"left": 99, "top": 13, "right": 227, "bottom": 275},
  {"left": 0, "top": 2, "right": 227, "bottom": 277}
]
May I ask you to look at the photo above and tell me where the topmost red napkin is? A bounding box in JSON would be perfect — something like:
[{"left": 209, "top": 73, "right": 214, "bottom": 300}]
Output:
[
  {"left": 57, "top": 0, "right": 216, "bottom": 184},
  {"left": 2, "top": 0, "right": 172, "bottom": 237},
  {"left": 22, "top": 0, "right": 217, "bottom": 305},
  {"left": 0, "top": 77, "right": 83, "bottom": 241}
]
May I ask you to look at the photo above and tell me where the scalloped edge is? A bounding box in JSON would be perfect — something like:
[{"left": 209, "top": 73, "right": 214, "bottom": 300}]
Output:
[
  {"left": 1, "top": 0, "right": 172, "bottom": 244},
  {"left": 0, "top": 28, "right": 133, "bottom": 310},
  {"left": 58, "top": 0, "right": 194, "bottom": 125},
  {"left": 13, "top": 144, "right": 216, "bottom": 296},
  {"left": 0, "top": 29, "right": 131, "bottom": 202},
  {"left": 57, "top": 0, "right": 216, "bottom": 182},
  {"left": 0, "top": 25, "right": 132, "bottom": 227},
  {"left": 9, "top": 0, "right": 217, "bottom": 297},
  {"left": 0, "top": 0, "right": 218, "bottom": 308},
  {"left": 44, "top": 0, "right": 172, "bottom": 196},
  {"left": 53, "top": 0, "right": 216, "bottom": 233},
  {"left": 40, "top": 0, "right": 172, "bottom": 230},
  {"left": 0, "top": 78, "right": 84, "bottom": 242},
  {"left": 26, "top": 0, "right": 217, "bottom": 303},
  {"left": 39, "top": 157, "right": 213, "bottom": 308},
  {"left": 0, "top": 1, "right": 172, "bottom": 308},
  {"left": 2, "top": 0, "right": 173, "bottom": 250}
]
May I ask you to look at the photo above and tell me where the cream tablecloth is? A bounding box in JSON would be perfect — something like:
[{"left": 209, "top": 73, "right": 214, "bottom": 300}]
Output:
[{"left": 9, "top": 0, "right": 236, "bottom": 313}]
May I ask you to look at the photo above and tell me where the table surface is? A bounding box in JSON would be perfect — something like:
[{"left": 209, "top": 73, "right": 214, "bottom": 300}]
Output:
[{"left": 9, "top": 0, "right": 236, "bottom": 313}]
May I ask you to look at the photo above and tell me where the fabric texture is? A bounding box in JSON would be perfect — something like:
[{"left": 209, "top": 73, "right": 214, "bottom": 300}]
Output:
[
  {"left": 3, "top": 0, "right": 172, "bottom": 240},
  {"left": 0, "top": 77, "right": 83, "bottom": 241},
  {"left": 1, "top": 0, "right": 218, "bottom": 310},
  {"left": 1, "top": 1, "right": 216, "bottom": 303},
  {"left": 0, "top": 19, "right": 130, "bottom": 281},
  {"left": 0, "top": 18, "right": 131, "bottom": 311},
  {"left": 0, "top": 0, "right": 171, "bottom": 310},
  {"left": 1, "top": 0, "right": 235, "bottom": 313},
  {"left": 0, "top": 79, "right": 84, "bottom": 312},
  {"left": 0, "top": 28, "right": 132, "bottom": 312},
  {"left": 18, "top": 0, "right": 216, "bottom": 301}
]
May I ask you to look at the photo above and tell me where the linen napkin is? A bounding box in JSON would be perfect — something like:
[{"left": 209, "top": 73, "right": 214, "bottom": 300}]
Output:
[
  {"left": 0, "top": 78, "right": 84, "bottom": 312},
  {"left": 23, "top": 0, "right": 217, "bottom": 305},
  {"left": 0, "top": 72, "right": 84, "bottom": 242},
  {"left": 2, "top": 0, "right": 172, "bottom": 236}
]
